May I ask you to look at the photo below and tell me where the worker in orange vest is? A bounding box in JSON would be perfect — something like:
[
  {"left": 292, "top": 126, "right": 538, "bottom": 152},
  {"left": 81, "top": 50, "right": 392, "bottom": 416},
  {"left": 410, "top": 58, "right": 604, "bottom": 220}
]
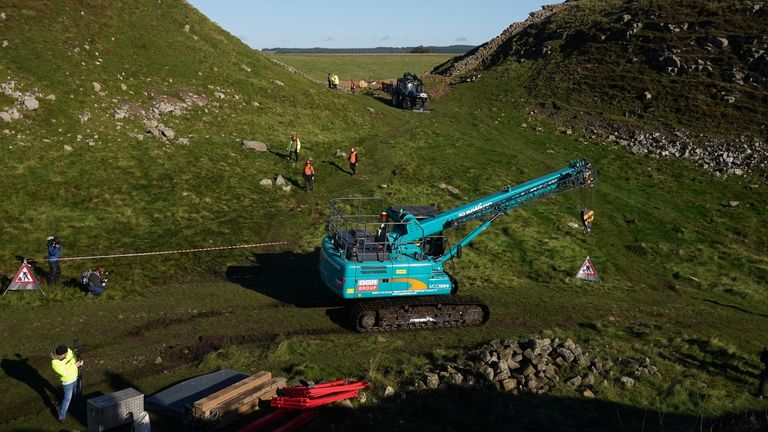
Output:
[
  {"left": 303, "top": 159, "right": 315, "bottom": 192},
  {"left": 348, "top": 147, "right": 358, "bottom": 176}
]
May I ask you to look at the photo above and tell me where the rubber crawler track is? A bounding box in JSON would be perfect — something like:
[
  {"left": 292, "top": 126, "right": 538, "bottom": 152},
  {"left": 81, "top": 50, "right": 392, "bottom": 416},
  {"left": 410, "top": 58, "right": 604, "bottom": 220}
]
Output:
[{"left": 348, "top": 295, "right": 490, "bottom": 332}]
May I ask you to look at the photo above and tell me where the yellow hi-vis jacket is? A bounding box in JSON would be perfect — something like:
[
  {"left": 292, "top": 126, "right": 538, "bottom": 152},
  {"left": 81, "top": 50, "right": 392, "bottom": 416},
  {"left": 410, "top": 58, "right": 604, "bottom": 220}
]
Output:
[
  {"left": 287, "top": 138, "right": 301, "bottom": 153},
  {"left": 51, "top": 348, "right": 78, "bottom": 385}
]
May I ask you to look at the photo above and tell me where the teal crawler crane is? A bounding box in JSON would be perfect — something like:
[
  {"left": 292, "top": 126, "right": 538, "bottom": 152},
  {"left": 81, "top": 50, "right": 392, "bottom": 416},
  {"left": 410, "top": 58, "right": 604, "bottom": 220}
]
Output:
[{"left": 318, "top": 159, "right": 596, "bottom": 331}]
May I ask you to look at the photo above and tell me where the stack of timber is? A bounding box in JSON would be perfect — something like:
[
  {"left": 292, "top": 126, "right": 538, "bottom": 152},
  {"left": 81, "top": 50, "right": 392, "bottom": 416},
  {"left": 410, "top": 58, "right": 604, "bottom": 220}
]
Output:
[{"left": 185, "top": 371, "right": 286, "bottom": 429}]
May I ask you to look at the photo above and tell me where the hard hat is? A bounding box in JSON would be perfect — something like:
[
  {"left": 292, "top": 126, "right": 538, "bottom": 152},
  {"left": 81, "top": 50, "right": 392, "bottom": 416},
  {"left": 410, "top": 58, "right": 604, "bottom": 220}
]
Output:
[{"left": 47, "top": 236, "right": 55, "bottom": 241}]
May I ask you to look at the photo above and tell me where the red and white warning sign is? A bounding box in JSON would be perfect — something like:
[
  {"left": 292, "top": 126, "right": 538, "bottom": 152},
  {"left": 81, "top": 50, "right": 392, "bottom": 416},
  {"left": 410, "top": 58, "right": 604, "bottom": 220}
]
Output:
[
  {"left": 3, "top": 261, "right": 45, "bottom": 296},
  {"left": 576, "top": 256, "right": 600, "bottom": 281},
  {"left": 13, "top": 262, "right": 37, "bottom": 284}
]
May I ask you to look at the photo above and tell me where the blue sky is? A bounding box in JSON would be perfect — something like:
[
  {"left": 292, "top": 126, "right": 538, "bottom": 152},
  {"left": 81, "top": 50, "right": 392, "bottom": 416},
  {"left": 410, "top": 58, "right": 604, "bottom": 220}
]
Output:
[{"left": 188, "top": 1, "right": 558, "bottom": 49}]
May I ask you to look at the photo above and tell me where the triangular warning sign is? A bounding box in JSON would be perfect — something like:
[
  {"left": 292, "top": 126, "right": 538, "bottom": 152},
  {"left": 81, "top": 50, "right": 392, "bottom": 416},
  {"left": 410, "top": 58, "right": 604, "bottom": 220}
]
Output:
[
  {"left": 3, "top": 261, "right": 45, "bottom": 296},
  {"left": 576, "top": 256, "right": 600, "bottom": 281}
]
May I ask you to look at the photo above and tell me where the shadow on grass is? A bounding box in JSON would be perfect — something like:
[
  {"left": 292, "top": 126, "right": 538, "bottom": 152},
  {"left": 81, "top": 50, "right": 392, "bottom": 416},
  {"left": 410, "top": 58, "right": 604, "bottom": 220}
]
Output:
[
  {"left": 1, "top": 354, "right": 58, "bottom": 418},
  {"left": 322, "top": 159, "right": 351, "bottom": 175},
  {"left": 658, "top": 337, "right": 761, "bottom": 385},
  {"left": 305, "top": 386, "right": 768, "bottom": 432},
  {"left": 696, "top": 297, "right": 768, "bottom": 319},
  {"left": 226, "top": 250, "right": 344, "bottom": 309}
]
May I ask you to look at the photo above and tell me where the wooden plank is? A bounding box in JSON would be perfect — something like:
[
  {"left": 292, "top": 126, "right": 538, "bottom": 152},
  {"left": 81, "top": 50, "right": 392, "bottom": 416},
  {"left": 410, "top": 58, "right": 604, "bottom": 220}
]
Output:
[
  {"left": 211, "top": 389, "right": 281, "bottom": 430},
  {"left": 191, "top": 371, "right": 271, "bottom": 414},
  {"left": 213, "top": 378, "right": 286, "bottom": 417}
]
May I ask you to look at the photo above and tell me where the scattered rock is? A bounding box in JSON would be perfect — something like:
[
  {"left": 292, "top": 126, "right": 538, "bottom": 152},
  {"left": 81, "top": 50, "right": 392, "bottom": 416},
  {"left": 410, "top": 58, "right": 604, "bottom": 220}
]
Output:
[
  {"left": 424, "top": 372, "right": 440, "bottom": 389},
  {"left": 22, "top": 96, "right": 39, "bottom": 110},
  {"left": 642, "top": 91, "right": 652, "bottom": 102},
  {"left": 380, "top": 184, "right": 388, "bottom": 188},
  {"left": 727, "top": 201, "right": 740, "bottom": 207},
  {"left": 337, "top": 399, "right": 353, "bottom": 408},
  {"left": 446, "top": 186, "right": 460, "bottom": 194},
  {"left": 176, "top": 138, "right": 190, "bottom": 145},
  {"left": 79, "top": 112, "right": 90, "bottom": 123},
  {"left": 154, "top": 356, "right": 163, "bottom": 364},
  {"left": 242, "top": 140, "right": 267, "bottom": 152},
  {"left": 92, "top": 82, "right": 102, "bottom": 92},
  {"left": 0, "top": 112, "right": 10, "bottom": 123},
  {"left": 275, "top": 175, "right": 286, "bottom": 186},
  {"left": 383, "top": 385, "right": 395, "bottom": 398},
  {"left": 620, "top": 376, "right": 635, "bottom": 388},
  {"left": 120, "top": 83, "right": 127, "bottom": 91},
  {"left": 259, "top": 178, "right": 273, "bottom": 187},
  {"left": 722, "top": 95, "right": 736, "bottom": 104},
  {"left": 712, "top": 37, "right": 728, "bottom": 49},
  {"left": 0, "top": 12, "right": 5, "bottom": 20},
  {"left": 582, "top": 389, "right": 595, "bottom": 398},
  {"left": 214, "top": 92, "right": 225, "bottom": 99},
  {"left": 158, "top": 124, "right": 175, "bottom": 139},
  {"left": 63, "top": 145, "right": 73, "bottom": 152},
  {"left": 272, "top": 80, "right": 284, "bottom": 86},
  {"left": 567, "top": 376, "right": 582, "bottom": 388},
  {"left": 183, "top": 24, "right": 190, "bottom": 33},
  {"left": 281, "top": 185, "right": 292, "bottom": 192},
  {"left": 45, "top": 94, "right": 56, "bottom": 100}
]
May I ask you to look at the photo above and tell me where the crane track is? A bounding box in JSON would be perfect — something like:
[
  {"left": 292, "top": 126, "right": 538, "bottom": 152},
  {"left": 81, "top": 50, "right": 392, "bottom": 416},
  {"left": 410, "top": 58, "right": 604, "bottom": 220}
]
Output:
[{"left": 348, "top": 295, "right": 490, "bottom": 332}]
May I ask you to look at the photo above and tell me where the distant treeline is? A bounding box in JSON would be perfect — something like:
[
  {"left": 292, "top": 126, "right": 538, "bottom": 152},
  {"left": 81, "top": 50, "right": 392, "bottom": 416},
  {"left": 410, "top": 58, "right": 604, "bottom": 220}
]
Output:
[{"left": 261, "top": 45, "right": 474, "bottom": 54}]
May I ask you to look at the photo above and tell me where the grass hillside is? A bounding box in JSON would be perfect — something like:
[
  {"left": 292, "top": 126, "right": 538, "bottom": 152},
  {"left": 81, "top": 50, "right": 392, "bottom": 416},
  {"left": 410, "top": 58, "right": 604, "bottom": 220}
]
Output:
[
  {"left": 0, "top": 0, "right": 379, "bottom": 278},
  {"left": 0, "top": 1, "right": 767, "bottom": 431},
  {"left": 437, "top": 0, "right": 768, "bottom": 140}
]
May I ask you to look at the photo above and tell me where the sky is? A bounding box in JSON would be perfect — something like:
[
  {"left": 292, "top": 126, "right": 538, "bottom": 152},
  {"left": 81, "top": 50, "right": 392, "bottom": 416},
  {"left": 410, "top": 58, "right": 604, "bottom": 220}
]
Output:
[{"left": 187, "top": 1, "right": 559, "bottom": 50}]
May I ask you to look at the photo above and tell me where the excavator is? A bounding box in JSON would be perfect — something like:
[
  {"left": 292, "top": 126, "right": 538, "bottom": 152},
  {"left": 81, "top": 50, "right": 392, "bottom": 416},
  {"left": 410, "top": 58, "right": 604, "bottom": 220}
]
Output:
[{"left": 318, "top": 159, "right": 596, "bottom": 332}]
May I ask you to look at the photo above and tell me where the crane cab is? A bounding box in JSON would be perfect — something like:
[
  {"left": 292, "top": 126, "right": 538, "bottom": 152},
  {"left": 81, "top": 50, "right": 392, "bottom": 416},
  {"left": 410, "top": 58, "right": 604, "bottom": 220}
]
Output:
[{"left": 318, "top": 198, "right": 454, "bottom": 300}]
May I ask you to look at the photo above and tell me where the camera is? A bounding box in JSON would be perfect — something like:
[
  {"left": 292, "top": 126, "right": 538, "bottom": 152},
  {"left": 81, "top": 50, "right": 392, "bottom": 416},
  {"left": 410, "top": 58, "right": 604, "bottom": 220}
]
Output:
[{"left": 47, "top": 236, "right": 61, "bottom": 248}]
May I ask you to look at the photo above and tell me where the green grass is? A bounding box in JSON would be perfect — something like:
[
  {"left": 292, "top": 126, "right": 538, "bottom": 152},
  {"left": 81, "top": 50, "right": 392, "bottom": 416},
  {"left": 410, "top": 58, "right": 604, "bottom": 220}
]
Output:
[
  {"left": 1, "top": 1, "right": 767, "bottom": 431},
  {"left": 267, "top": 53, "right": 453, "bottom": 84}
]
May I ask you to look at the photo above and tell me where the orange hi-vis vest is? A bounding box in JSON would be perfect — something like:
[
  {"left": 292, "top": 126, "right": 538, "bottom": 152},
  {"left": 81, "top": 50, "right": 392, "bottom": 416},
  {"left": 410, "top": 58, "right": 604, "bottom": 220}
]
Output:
[
  {"left": 304, "top": 163, "right": 314, "bottom": 175},
  {"left": 349, "top": 150, "right": 357, "bottom": 164}
]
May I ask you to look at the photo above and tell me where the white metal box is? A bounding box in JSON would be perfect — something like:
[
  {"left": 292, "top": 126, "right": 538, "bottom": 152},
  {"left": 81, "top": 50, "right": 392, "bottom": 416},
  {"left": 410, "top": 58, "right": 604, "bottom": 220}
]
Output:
[{"left": 87, "top": 387, "right": 144, "bottom": 432}]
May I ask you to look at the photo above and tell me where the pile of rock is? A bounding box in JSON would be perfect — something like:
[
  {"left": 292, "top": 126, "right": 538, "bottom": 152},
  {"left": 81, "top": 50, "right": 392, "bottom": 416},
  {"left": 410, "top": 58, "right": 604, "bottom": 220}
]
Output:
[
  {"left": 0, "top": 80, "right": 42, "bottom": 123},
  {"left": 411, "top": 337, "right": 658, "bottom": 398},
  {"left": 143, "top": 119, "right": 175, "bottom": 140},
  {"left": 592, "top": 126, "right": 766, "bottom": 178}
]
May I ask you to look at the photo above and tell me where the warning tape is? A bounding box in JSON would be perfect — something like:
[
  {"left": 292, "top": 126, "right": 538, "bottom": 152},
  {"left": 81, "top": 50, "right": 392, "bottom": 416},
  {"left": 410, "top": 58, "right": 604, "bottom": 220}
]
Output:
[{"left": 32, "top": 241, "right": 288, "bottom": 262}]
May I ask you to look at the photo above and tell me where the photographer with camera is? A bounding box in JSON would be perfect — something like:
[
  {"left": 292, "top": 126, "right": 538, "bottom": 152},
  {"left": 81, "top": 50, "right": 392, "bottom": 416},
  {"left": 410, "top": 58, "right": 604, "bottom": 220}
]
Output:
[
  {"left": 46, "top": 236, "right": 62, "bottom": 284},
  {"left": 85, "top": 266, "right": 109, "bottom": 296}
]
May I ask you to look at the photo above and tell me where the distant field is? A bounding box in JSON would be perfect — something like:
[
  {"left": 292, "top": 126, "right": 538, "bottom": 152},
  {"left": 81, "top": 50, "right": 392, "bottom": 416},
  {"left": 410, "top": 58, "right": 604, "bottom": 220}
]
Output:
[{"left": 266, "top": 53, "right": 455, "bottom": 84}]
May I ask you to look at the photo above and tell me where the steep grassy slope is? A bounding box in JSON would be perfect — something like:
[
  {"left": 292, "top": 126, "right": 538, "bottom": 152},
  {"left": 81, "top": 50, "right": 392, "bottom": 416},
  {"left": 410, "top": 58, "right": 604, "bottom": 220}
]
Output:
[
  {"left": 0, "top": 0, "right": 379, "bottom": 279},
  {"left": 436, "top": 0, "right": 768, "bottom": 139}
]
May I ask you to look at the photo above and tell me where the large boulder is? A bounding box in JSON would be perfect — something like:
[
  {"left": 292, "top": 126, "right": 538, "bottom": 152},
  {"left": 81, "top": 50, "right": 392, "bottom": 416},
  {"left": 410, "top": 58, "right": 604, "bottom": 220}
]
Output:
[{"left": 242, "top": 140, "right": 267, "bottom": 152}]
